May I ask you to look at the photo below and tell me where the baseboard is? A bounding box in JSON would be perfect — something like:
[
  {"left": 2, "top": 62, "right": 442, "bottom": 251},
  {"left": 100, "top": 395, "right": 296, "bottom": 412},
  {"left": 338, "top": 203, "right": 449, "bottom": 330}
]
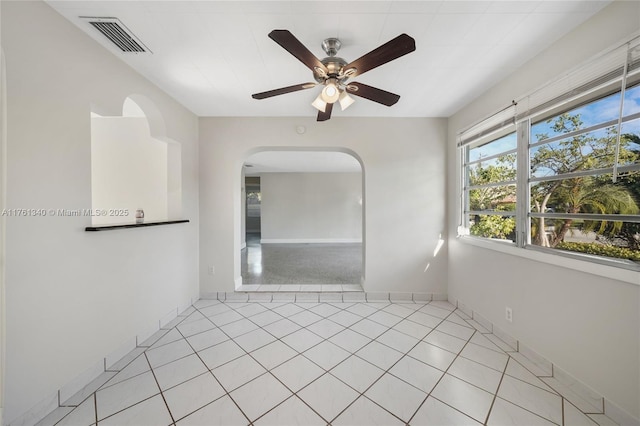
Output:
[
  {"left": 217, "top": 291, "right": 447, "bottom": 304},
  {"left": 451, "top": 298, "right": 640, "bottom": 426},
  {"left": 260, "top": 238, "right": 362, "bottom": 244},
  {"left": 9, "top": 293, "right": 198, "bottom": 426},
  {"left": 605, "top": 399, "right": 640, "bottom": 426}
]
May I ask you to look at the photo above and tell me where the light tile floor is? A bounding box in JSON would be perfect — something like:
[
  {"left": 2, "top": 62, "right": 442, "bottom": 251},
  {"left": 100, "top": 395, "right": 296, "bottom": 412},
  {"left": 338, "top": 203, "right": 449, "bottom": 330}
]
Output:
[{"left": 39, "top": 299, "right": 617, "bottom": 426}]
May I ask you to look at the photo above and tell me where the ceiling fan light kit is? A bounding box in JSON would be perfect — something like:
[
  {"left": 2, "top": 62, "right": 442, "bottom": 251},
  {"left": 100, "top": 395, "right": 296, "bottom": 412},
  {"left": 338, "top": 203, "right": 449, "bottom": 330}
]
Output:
[
  {"left": 320, "top": 78, "right": 340, "bottom": 103},
  {"left": 338, "top": 91, "right": 355, "bottom": 111},
  {"left": 251, "top": 30, "right": 416, "bottom": 122},
  {"left": 311, "top": 93, "right": 328, "bottom": 113}
]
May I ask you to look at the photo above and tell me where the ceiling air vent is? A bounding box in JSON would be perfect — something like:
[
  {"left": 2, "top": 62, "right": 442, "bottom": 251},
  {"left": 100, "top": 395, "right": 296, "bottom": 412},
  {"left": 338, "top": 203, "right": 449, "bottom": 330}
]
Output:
[{"left": 81, "top": 17, "right": 151, "bottom": 53}]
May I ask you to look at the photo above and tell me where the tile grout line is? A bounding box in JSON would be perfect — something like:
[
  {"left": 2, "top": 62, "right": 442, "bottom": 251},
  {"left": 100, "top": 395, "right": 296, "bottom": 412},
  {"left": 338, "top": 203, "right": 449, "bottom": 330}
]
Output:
[
  {"left": 491, "top": 361, "right": 568, "bottom": 426},
  {"left": 482, "top": 343, "right": 510, "bottom": 425},
  {"left": 406, "top": 327, "right": 475, "bottom": 425},
  {"left": 93, "top": 393, "right": 97, "bottom": 425},
  {"left": 185, "top": 305, "right": 256, "bottom": 424},
  {"left": 142, "top": 351, "right": 176, "bottom": 425}
]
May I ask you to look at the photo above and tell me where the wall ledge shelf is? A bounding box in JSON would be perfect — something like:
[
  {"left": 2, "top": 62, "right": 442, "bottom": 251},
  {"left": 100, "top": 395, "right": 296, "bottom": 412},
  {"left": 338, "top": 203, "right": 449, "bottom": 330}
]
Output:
[{"left": 85, "top": 219, "right": 189, "bottom": 232}]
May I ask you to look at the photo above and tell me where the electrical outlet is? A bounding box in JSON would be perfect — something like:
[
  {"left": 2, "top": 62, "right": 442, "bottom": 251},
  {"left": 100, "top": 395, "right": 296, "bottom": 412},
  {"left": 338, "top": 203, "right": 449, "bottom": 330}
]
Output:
[
  {"left": 208, "top": 266, "right": 215, "bottom": 275},
  {"left": 505, "top": 307, "right": 513, "bottom": 323}
]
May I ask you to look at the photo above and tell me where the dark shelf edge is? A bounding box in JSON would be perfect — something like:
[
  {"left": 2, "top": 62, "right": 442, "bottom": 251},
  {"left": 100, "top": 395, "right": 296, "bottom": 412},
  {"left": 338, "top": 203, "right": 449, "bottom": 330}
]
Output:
[{"left": 85, "top": 219, "right": 190, "bottom": 232}]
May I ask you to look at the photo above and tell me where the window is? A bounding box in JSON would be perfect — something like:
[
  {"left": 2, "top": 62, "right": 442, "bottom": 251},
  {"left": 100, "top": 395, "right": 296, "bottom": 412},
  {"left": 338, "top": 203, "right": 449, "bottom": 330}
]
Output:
[{"left": 460, "top": 39, "right": 640, "bottom": 269}]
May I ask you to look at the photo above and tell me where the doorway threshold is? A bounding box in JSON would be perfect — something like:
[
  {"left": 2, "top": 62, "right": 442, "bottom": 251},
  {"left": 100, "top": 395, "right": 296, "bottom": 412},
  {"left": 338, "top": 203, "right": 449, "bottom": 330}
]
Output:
[{"left": 236, "top": 284, "right": 363, "bottom": 293}]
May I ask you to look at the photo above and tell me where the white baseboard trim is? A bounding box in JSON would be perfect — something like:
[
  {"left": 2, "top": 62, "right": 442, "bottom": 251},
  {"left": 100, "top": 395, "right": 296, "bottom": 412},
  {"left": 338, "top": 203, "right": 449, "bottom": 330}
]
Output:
[
  {"left": 260, "top": 238, "right": 362, "bottom": 244},
  {"left": 451, "top": 298, "right": 640, "bottom": 426},
  {"left": 58, "top": 359, "right": 104, "bottom": 406},
  {"left": 159, "top": 307, "right": 179, "bottom": 329},
  {"left": 216, "top": 291, "right": 447, "bottom": 304},
  {"left": 605, "top": 399, "right": 640, "bottom": 426},
  {"left": 104, "top": 338, "right": 137, "bottom": 372},
  {"left": 9, "top": 294, "right": 198, "bottom": 426}
]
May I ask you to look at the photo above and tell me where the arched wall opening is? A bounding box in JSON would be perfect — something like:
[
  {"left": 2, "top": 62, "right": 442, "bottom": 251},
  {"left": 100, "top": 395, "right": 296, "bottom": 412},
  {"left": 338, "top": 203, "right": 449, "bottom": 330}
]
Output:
[
  {"left": 89, "top": 95, "right": 182, "bottom": 225},
  {"left": 234, "top": 147, "right": 366, "bottom": 290}
]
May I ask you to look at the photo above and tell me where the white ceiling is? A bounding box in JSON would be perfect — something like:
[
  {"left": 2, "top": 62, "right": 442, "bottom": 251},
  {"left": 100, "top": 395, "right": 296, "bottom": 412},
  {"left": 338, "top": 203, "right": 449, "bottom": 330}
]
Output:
[
  {"left": 244, "top": 151, "right": 362, "bottom": 174},
  {"left": 47, "top": 1, "right": 611, "bottom": 119}
]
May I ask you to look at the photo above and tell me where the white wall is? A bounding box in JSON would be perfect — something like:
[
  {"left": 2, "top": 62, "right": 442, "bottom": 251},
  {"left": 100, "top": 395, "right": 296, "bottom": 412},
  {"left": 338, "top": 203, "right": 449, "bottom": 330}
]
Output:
[
  {"left": 91, "top": 117, "right": 168, "bottom": 225},
  {"left": 447, "top": 1, "right": 640, "bottom": 421},
  {"left": 1, "top": 2, "right": 199, "bottom": 423},
  {"left": 260, "top": 172, "right": 362, "bottom": 243},
  {"left": 0, "top": 37, "right": 6, "bottom": 424},
  {"left": 199, "top": 117, "right": 447, "bottom": 294}
]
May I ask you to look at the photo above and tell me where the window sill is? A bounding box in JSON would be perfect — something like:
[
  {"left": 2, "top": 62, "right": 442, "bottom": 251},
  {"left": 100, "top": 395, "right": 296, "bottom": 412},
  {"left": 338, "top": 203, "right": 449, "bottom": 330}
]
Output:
[
  {"left": 457, "top": 235, "right": 640, "bottom": 286},
  {"left": 85, "top": 219, "right": 189, "bottom": 232}
]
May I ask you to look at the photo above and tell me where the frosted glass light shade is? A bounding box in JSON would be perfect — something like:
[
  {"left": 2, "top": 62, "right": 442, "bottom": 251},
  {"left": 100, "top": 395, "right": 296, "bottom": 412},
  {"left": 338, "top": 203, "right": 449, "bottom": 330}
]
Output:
[
  {"left": 312, "top": 93, "right": 327, "bottom": 112},
  {"left": 339, "top": 91, "right": 355, "bottom": 110}
]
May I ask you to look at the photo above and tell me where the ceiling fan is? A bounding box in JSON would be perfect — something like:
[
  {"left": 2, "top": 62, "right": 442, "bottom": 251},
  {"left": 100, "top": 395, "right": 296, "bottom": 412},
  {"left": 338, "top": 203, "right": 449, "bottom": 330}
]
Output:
[{"left": 251, "top": 30, "right": 416, "bottom": 122}]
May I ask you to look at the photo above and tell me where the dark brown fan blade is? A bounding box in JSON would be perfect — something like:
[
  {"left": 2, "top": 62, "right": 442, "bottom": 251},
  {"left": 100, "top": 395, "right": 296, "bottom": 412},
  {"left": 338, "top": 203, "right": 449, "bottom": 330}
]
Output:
[
  {"left": 317, "top": 102, "right": 333, "bottom": 121},
  {"left": 342, "top": 34, "right": 415, "bottom": 78},
  {"left": 269, "top": 30, "right": 328, "bottom": 74},
  {"left": 346, "top": 82, "right": 400, "bottom": 106},
  {"left": 252, "top": 82, "right": 316, "bottom": 100}
]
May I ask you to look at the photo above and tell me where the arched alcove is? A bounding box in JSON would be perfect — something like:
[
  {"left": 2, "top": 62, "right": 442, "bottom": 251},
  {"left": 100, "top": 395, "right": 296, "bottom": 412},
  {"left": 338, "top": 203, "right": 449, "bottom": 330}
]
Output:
[
  {"left": 90, "top": 95, "right": 182, "bottom": 225},
  {"left": 234, "top": 147, "right": 366, "bottom": 290}
]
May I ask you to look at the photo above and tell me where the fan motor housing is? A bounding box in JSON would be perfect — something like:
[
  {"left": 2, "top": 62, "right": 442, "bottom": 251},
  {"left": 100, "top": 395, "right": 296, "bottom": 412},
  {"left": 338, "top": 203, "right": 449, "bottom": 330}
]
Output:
[{"left": 314, "top": 57, "right": 347, "bottom": 83}]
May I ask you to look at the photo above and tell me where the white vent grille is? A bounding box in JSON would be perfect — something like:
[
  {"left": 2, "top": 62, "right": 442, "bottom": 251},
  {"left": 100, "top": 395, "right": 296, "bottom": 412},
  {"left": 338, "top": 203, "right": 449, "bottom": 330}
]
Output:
[{"left": 81, "top": 17, "right": 150, "bottom": 53}]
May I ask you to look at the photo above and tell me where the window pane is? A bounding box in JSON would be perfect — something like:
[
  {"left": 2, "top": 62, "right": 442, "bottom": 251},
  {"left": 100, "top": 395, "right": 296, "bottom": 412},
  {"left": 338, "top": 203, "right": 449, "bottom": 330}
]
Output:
[
  {"left": 530, "top": 126, "right": 617, "bottom": 178},
  {"left": 469, "top": 214, "right": 516, "bottom": 242},
  {"left": 467, "top": 154, "right": 516, "bottom": 185},
  {"left": 530, "top": 172, "right": 639, "bottom": 215},
  {"left": 619, "top": 118, "right": 640, "bottom": 166},
  {"left": 623, "top": 83, "right": 640, "bottom": 116},
  {"left": 530, "top": 169, "right": 639, "bottom": 260},
  {"left": 468, "top": 132, "right": 516, "bottom": 162},
  {"left": 468, "top": 184, "right": 516, "bottom": 212},
  {"left": 531, "top": 91, "right": 622, "bottom": 144},
  {"left": 530, "top": 217, "right": 639, "bottom": 263}
]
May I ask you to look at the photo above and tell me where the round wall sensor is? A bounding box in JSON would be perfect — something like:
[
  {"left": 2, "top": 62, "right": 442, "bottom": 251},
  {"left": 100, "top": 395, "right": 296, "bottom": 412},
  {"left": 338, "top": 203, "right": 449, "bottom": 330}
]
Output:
[{"left": 296, "top": 125, "right": 306, "bottom": 134}]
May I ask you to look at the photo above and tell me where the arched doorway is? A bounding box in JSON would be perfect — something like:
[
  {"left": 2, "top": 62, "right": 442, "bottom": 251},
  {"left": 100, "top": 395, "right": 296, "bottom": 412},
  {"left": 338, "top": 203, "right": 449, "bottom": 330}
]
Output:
[{"left": 237, "top": 148, "right": 366, "bottom": 292}]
